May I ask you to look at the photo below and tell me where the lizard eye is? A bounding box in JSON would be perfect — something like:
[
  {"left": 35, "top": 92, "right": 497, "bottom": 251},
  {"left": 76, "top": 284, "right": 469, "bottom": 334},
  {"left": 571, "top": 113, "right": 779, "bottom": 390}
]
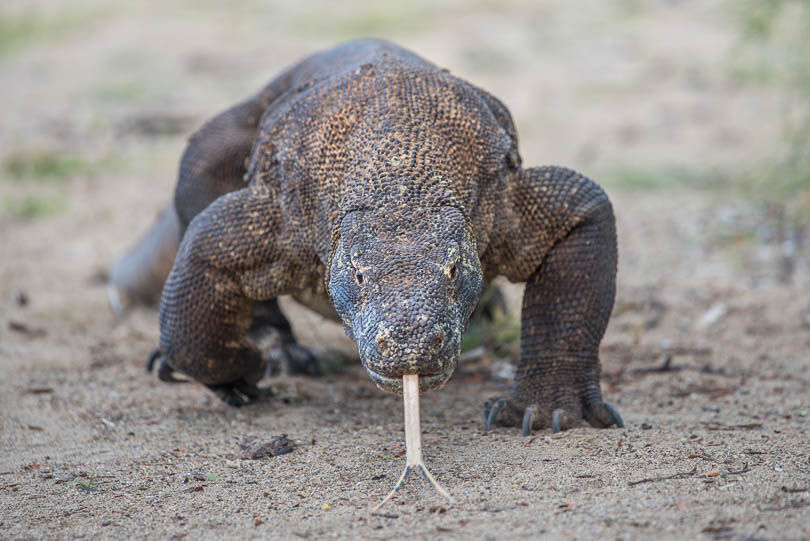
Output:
[
  {"left": 447, "top": 263, "right": 459, "bottom": 281},
  {"left": 354, "top": 270, "right": 364, "bottom": 285}
]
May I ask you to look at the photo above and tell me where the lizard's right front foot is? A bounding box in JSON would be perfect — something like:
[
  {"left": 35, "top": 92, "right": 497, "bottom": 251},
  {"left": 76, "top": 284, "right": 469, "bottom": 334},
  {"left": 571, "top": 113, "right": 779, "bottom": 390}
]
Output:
[
  {"left": 483, "top": 381, "right": 624, "bottom": 435},
  {"left": 147, "top": 345, "right": 271, "bottom": 407}
]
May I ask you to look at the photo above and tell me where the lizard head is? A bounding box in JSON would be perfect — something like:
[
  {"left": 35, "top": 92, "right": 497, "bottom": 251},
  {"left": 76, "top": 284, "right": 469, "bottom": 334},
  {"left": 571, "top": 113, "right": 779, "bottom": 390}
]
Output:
[{"left": 328, "top": 206, "right": 483, "bottom": 394}]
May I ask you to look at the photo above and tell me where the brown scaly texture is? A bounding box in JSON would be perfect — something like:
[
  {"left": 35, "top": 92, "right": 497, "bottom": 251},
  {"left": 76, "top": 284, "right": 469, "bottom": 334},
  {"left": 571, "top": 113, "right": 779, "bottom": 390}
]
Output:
[{"left": 129, "top": 39, "right": 622, "bottom": 432}]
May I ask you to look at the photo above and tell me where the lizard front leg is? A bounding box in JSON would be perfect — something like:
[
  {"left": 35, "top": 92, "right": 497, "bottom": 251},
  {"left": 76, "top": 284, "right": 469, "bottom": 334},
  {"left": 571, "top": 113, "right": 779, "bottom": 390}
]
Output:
[
  {"left": 156, "top": 184, "right": 307, "bottom": 406},
  {"left": 486, "top": 166, "right": 624, "bottom": 434}
]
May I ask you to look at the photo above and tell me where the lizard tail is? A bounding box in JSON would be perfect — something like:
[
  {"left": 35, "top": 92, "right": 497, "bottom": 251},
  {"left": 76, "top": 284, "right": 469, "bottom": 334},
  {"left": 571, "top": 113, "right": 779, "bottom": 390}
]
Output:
[{"left": 108, "top": 205, "right": 181, "bottom": 317}]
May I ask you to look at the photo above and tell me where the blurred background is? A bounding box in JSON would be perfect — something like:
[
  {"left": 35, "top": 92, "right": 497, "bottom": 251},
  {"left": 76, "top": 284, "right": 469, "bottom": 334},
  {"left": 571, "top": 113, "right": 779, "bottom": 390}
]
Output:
[
  {"left": 2, "top": 0, "right": 809, "bottom": 200},
  {"left": 1, "top": 0, "right": 808, "bottom": 355}
]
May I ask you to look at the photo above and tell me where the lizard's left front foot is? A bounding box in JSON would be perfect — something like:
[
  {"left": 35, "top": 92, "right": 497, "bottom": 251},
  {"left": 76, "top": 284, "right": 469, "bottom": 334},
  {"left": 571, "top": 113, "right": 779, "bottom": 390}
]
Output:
[
  {"left": 206, "top": 380, "right": 273, "bottom": 407},
  {"left": 147, "top": 349, "right": 189, "bottom": 383},
  {"left": 483, "top": 384, "right": 624, "bottom": 435}
]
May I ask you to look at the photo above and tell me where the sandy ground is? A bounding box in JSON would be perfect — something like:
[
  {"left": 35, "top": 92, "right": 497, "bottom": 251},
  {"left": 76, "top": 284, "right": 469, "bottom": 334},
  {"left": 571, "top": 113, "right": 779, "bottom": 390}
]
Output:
[{"left": 1, "top": 1, "right": 809, "bottom": 539}]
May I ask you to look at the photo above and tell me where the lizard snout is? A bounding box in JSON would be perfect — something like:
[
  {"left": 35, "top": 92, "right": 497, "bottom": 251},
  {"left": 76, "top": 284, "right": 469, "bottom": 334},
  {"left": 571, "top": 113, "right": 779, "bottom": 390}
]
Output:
[
  {"left": 375, "top": 326, "right": 445, "bottom": 358},
  {"left": 359, "top": 320, "right": 457, "bottom": 391}
]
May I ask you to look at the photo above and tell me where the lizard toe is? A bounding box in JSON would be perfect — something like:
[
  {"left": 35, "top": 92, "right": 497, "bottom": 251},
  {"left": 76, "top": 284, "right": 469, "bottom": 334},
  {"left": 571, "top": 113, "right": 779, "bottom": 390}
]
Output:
[
  {"left": 206, "top": 377, "right": 272, "bottom": 407},
  {"left": 483, "top": 396, "right": 526, "bottom": 431},
  {"left": 582, "top": 402, "right": 624, "bottom": 428},
  {"left": 206, "top": 384, "right": 249, "bottom": 407},
  {"left": 551, "top": 408, "right": 575, "bottom": 433},
  {"left": 148, "top": 349, "right": 189, "bottom": 383},
  {"left": 583, "top": 401, "right": 624, "bottom": 429},
  {"left": 604, "top": 403, "right": 625, "bottom": 428},
  {"left": 483, "top": 398, "right": 505, "bottom": 431},
  {"left": 234, "top": 380, "right": 273, "bottom": 401},
  {"left": 146, "top": 349, "right": 161, "bottom": 373},
  {"left": 521, "top": 405, "right": 540, "bottom": 436},
  {"left": 520, "top": 405, "right": 574, "bottom": 434},
  {"left": 482, "top": 401, "right": 491, "bottom": 427}
]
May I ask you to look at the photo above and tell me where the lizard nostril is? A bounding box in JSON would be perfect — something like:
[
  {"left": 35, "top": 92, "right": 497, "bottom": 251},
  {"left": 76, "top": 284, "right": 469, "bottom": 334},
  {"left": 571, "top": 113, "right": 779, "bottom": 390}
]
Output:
[
  {"left": 377, "top": 336, "right": 390, "bottom": 353},
  {"left": 429, "top": 332, "right": 444, "bottom": 351}
]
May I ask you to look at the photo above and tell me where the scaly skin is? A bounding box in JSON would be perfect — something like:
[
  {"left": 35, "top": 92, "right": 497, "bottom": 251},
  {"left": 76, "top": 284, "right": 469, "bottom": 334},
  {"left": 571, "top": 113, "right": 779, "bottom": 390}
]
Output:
[{"left": 127, "top": 39, "right": 623, "bottom": 432}]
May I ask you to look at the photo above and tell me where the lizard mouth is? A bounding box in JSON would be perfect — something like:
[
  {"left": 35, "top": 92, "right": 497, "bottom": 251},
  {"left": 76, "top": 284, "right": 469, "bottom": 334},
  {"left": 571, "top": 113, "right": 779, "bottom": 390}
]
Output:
[{"left": 365, "top": 365, "right": 455, "bottom": 395}]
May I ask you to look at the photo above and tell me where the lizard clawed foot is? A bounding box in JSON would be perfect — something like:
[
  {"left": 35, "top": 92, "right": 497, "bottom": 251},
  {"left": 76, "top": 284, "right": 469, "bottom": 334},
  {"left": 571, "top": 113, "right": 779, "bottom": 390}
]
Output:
[
  {"left": 265, "top": 342, "right": 322, "bottom": 377},
  {"left": 250, "top": 324, "right": 324, "bottom": 378},
  {"left": 148, "top": 348, "right": 271, "bottom": 406},
  {"left": 483, "top": 397, "right": 577, "bottom": 435},
  {"left": 146, "top": 349, "right": 188, "bottom": 383},
  {"left": 146, "top": 349, "right": 160, "bottom": 372},
  {"left": 206, "top": 380, "right": 272, "bottom": 407},
  {"left": 483, "top": 395, "right": 624, "bottom": 435}
]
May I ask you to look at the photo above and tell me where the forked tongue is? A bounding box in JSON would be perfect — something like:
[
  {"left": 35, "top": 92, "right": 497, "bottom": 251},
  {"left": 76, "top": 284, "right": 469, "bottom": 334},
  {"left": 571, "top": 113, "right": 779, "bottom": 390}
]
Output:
[{"left": 374, "top": 374, "right": 454, "bottom": 510}]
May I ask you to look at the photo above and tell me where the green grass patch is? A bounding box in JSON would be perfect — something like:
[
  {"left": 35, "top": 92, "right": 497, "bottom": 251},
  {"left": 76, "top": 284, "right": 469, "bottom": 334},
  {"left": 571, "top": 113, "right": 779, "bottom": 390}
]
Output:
[
  {"left": 736, "top": 160, "right": 810, "bottom": 221},
  {"left": 0, "top": 12, "right": 40, "bottom": 53},
  {"left": 2, "top": 148, "right": 127, "bottom": 182},
  {"left": 462, "top": 313, "right": 521, "bottom": 359},
  {"left": 0, "top": 8, "right": 105, "bottom": 56},
  {"left": 462, "top": 286, "right": 521, "bottom": 362},
  {"left": 74, "top": 473, "right": 95, "bottom": 490},
  {"left": 3, "top": 192, "right": 67, "bottom": 218},
  {"left": 603, "top": 166, "right": 727, "bottom": 192},
  {"left": 3, "top": 150, "right": 88, "bottom": 181},
  {"left": 94, "top": 81, "right": 150, "bottom": 103},
  {"left": 728, "top": 0, "right": 810, "bottom": 217}
]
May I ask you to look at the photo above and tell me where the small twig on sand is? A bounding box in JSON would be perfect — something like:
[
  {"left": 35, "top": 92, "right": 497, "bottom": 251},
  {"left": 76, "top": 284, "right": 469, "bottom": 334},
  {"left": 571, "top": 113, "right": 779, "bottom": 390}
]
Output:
[
  {"left": 726, "top": 464, "right": 751, "bottom": 475},
  {"left": 629, "top": 469, "right": 697, "bottom": 487},
  {"left": 370, "top": 512, "right": 399, "bottom": 519}
]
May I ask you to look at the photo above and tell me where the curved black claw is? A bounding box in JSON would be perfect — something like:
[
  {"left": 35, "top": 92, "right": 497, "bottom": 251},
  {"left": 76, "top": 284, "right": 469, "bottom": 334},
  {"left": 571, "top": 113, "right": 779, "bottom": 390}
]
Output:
[
  {"left": 147, "top": 349, "right": 188, "bottom": 383},
  {"left": 521, "top": 405, "right": 539, "bottom": 437},
  {"left": 552, "top": 409, "right": 563, "bottom": 433},
  {"left": 603, "top": 402, "right": 624, "bottom": 428},
  {"left": 485, "top": 398, "right": 505, "bottom": 431},
  {"left": 484, "top": 396, "right": 619, "bottom": 434},
  {"left": 146, "top": 348, "right": 161, "bottom": 372},
  {"left": 551, "top": 409, "right": 575, "bottom": 433}
]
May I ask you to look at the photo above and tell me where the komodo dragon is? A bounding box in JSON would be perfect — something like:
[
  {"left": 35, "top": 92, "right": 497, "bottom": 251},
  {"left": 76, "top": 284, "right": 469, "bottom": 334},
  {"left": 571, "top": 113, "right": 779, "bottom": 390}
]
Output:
[{"left": 109, "top": 39, "right": 623, "bottom": 434}]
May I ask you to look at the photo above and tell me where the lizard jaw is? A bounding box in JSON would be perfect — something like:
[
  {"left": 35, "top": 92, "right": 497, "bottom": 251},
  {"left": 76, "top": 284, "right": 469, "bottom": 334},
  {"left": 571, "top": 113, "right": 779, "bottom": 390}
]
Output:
[{"left": 365, "top": 365, "right": 455, "bottom": 395}]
